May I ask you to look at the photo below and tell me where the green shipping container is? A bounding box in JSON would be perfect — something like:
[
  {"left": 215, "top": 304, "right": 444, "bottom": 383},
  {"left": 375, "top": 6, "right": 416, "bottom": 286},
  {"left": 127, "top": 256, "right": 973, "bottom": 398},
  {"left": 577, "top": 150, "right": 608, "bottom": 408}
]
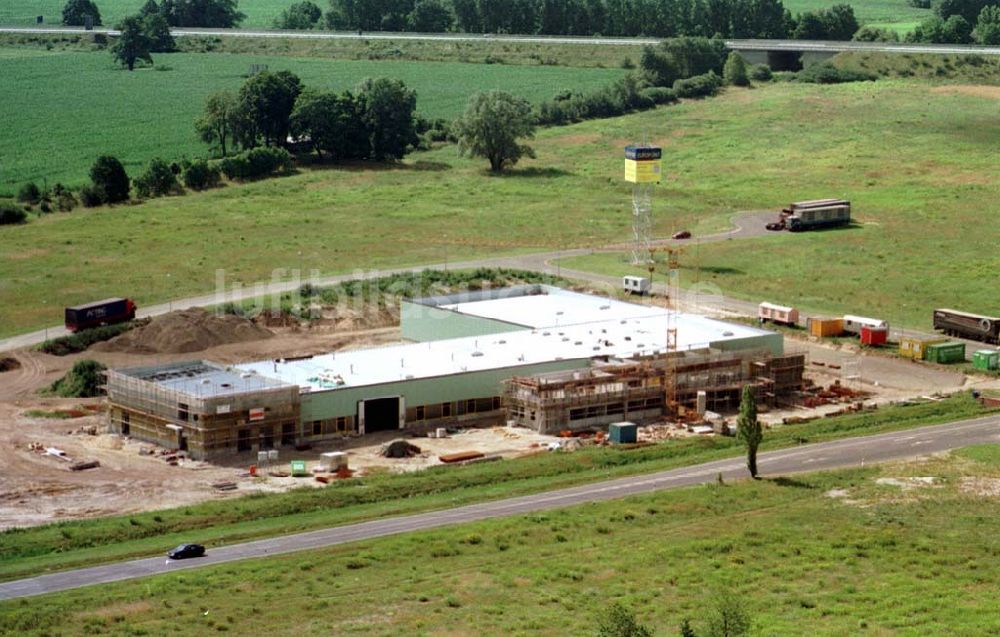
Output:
[
  {"left": 925, "top": 342, "right": 966, "bottom": 364},
  {"left": 608, "top": 422, "right": 638, "bottom": 444},
  {"left": 972, "top": 350, "right": 999, "bottom": 371}
]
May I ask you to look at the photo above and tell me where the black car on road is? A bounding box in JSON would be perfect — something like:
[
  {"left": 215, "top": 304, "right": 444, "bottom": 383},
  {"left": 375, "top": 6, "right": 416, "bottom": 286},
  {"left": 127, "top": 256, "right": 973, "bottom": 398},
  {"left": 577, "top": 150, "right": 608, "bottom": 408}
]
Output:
[{"left": 167, "top": 544, "right": 205, "bottom": 560}]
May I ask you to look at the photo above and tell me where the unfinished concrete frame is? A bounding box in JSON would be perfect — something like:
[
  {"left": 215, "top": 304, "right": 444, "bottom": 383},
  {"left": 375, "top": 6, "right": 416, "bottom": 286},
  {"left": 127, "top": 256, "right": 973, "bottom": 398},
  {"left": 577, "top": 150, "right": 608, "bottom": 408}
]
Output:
[{"left": 505, "top": 349, "right": 806, "bottom": 434}]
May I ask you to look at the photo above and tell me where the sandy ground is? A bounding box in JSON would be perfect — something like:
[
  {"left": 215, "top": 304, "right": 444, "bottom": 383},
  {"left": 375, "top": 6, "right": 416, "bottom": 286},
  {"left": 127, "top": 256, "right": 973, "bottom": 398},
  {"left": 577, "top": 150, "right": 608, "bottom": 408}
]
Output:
[{"left": 0, "top": 321, "right": 997, "bottom": 530}]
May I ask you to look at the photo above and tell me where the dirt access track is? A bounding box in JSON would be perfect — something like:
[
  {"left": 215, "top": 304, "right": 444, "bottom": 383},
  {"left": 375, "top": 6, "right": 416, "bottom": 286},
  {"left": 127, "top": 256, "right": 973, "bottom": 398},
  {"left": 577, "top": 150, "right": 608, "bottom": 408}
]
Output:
[{"left": 0, "top": 313, "right": 995, "bottom": 530}]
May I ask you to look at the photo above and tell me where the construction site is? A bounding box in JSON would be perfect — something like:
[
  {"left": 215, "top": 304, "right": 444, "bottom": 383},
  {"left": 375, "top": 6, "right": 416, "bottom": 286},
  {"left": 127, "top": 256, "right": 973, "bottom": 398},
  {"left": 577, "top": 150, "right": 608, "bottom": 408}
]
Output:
[
  {"left": 103, "top": 286, "right": 806, "bottom": 459},
  {"left": 0, "top": 276, "right": 992, "bottom": 528}
]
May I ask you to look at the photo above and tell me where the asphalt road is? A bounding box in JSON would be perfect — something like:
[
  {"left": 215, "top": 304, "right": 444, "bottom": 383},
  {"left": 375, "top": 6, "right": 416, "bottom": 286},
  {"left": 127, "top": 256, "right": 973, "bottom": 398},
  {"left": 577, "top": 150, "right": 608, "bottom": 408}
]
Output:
[
  {"left": 1, "top": 27, "right": 998, "bottom": 56},
  {"left": 1, "top": 414, "right": 997, "bottom": 601}
]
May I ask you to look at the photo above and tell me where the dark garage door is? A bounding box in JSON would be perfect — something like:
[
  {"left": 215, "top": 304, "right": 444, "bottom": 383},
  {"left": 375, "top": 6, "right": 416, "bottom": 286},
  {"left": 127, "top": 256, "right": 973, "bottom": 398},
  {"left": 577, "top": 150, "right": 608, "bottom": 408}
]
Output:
[{"left": 363, "top": 397, "right": 400, "bottom": 433}]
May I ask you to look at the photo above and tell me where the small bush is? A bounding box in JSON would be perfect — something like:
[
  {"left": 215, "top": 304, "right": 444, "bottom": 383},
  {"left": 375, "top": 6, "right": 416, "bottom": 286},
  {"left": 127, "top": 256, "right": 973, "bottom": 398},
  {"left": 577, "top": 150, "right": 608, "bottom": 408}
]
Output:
[
  {"left": 89, "top": 155, "right": 130, "bottom": 203},
  {"left": 37, "top": 320, "right": 144, "bottom": 356},
  {"left": 639, "top": 86, "right": 678, "bottom": 104},
  {"left": 78, "top": 184, "right": 104, "bottom": 207},
  {"left": 134, "top": 157, "right": 180, "bottom": 198},
  {"left": 182, "top": 159, "right": 222, "bottom": 190},
  {"left": 17, "top": 182, "right": 41, "bottom": 204},
  {"left": 49, "top": 359, "right": 107, "bottom": 397},
  {"left": 218, "top": 147, "right": 293, "bottom": 181},
  {"left": 796, "top": 63, "right": 876, "bottom": 84},
  {"left": 52, "top": 184, "right": 77, "bottom": 212},
  {"left": 0, "top": 202, "right": 28, "bottom": 225},
  {"left": 750, "top": 63, "right": 773, "bottom": 81},
  {"left": 673, "top": 70, "right": 722, "bottom": 98}
]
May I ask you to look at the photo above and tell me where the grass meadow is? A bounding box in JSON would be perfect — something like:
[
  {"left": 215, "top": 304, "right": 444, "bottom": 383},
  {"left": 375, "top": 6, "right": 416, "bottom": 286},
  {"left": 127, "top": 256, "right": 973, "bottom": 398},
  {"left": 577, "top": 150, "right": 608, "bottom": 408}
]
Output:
[
  {"left": 1, "top": 79, "right": 997, "bottom": 336},
  {"left": 2, "top": 443, "right": 998, "bottom": 635},
  {"left": 0, "top": 0, "right": 308, "bottom": 28},
  {"left": 0, "top": 47, "right": 622, "bottom": 190},
  {"left": 0, "top": 395, "right": 988, "bottom": 582},
  {"left": 0, "top": 0, "right": 932, "bottom": 30}
]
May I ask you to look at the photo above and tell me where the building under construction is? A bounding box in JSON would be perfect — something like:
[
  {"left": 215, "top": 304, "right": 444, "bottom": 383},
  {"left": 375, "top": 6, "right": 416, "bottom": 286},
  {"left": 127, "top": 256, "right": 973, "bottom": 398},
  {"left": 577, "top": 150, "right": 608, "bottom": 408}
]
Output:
[{"left": 106, "top": 286, "right": 804, "bottom": 459}]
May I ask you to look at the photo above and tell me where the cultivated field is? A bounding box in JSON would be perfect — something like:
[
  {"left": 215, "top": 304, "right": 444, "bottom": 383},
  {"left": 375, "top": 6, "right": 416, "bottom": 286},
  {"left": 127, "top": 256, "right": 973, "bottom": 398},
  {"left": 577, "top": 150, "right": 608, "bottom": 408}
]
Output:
[
  {"left": 1, "top": 79, "right": 997, "bottom": 336},
  {"left": 0, "top": 0, "right": 932, "bottom": 31},
  {"left": 0, "top": 47, "right": 622, "bottom": 190},
  {"left": 3, "top": 444, "right": 998, "bottom": 635}
]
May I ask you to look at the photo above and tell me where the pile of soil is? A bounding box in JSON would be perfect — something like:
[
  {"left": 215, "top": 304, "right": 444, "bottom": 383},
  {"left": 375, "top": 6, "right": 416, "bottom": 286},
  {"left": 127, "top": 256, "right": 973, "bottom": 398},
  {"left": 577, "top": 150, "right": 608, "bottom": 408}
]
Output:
[
  {"left": 0, "top": 357, "right": 21, "bottom": 372},
  {"left": 94, "top": 308, "right": 273, "bottom": 354},
  {"left": 381, "top": 439, "right": 422, "bottom": 458}
]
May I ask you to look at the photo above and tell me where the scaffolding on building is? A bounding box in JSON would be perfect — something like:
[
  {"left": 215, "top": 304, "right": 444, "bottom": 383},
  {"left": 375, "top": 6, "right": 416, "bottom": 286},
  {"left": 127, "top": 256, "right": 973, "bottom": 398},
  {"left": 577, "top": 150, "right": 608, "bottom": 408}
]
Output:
[{"left": 504, "top": 348, "right": 807, "bottom": 434}]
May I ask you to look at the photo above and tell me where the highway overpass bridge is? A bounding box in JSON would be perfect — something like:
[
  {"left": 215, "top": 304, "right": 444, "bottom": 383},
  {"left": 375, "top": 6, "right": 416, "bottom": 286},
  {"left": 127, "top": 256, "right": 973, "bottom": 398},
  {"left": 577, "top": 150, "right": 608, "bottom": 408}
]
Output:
[{"left": 725, "top": 39, "right": 1000, "bottom": 68}]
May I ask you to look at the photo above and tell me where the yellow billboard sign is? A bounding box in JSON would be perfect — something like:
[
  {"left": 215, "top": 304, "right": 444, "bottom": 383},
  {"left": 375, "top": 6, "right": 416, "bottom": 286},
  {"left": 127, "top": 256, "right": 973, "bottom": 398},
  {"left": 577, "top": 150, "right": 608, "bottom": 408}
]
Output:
[{"left": 625, "top": 159, "right": 662, "bottom": 183}]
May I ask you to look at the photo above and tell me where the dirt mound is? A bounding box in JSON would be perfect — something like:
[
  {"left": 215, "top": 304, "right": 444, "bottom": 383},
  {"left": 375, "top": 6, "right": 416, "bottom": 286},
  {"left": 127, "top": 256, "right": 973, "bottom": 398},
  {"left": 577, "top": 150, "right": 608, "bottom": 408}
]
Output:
[
  {"left": 94, "top": 308, "right": 273, "bottom": 354},
  {"left": 0, "top": 358, "right": 22, "bottom": 372}
]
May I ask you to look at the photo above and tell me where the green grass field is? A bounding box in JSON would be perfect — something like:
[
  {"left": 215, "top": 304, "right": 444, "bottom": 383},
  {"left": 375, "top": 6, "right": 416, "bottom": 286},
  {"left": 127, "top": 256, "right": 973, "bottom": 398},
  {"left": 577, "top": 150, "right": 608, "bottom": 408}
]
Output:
[
  {"left": 0, "top": 47, "right": 621, "bottom": 191},
  {"left": 2, "top": 79, "right": 997, "bottom": 337},
  {"left": 1, "top": 0, "right": 931, "bottom": 31},
  {"left": 3, "top": 442, "right": 998, "bottom": 635},
  {"left": 0, "top": 0, "right": 302, "bottom": 28},
  {"left": 0, "top": 395, "right": 987, "bottom": 583}
]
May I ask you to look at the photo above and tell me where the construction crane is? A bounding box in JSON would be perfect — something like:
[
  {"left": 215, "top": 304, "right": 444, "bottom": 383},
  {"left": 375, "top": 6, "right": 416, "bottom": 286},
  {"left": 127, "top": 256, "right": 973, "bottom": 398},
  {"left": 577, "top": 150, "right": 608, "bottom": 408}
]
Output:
[{"left": 648, "top": 246, "right": 683, "bottom": 417}]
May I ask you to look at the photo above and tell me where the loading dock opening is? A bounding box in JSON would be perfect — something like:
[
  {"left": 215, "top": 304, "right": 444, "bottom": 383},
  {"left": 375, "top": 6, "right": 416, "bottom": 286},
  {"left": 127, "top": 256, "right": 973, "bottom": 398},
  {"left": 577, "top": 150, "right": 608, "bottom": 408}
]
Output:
[{"left": 361, "top": 396, "right": 403, "bottom": 434}]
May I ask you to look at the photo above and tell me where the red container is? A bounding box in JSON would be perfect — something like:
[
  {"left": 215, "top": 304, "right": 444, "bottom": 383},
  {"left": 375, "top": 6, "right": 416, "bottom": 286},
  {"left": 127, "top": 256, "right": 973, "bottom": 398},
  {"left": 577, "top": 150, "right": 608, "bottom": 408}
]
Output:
[{"left": 861, "top": 326, "right": 888, "bottom": 346}]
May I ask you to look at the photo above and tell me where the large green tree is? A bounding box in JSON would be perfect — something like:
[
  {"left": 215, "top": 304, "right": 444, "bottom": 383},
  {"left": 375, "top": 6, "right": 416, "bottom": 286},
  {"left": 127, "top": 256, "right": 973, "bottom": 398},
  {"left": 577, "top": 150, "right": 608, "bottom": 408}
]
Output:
[
  {"left": 274, "top": 1, "right": 323, "bottom": 28},
  {"left": 290, "top": 89, "right": 368, "bottom": 159},
  {"left": 89, "top": 155, "right": 130, "bottom": 203},
  {"left": 142, "top": 11, "right": 176, "bottom": 51},
  {"left": 196, "top": 91, "right": 240, "bottom": 156},
  {"left": 409, "top": 0, "right": 453, "bottom": 31},
  {"left": 453, "top": 90, "right": 536, "bottom": 172},
  {"left": 975, "top": 5, "right": 1000, "bottom": 44},
  {"left": 111, "top": 15, "right": 153, "bottom": 70},
  {"left": 62, "top": 0, "right": 102, "bottom": 26},
  {"left": 357, "top": 77, "right": 419, "bottom": 161},
  {"left": 237, "top": 70, "right": 304, "bottom": 147},
  {"left": 163, "top": 0, "right": 245, "bottom": 27},
  {"left": 736, "top": 384, "right": 763, "bottom": 478}
]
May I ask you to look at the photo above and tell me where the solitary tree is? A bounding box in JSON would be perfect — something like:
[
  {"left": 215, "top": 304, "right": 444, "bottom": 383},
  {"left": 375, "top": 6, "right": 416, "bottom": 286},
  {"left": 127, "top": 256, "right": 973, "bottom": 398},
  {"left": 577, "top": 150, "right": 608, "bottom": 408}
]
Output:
[
  {"left": 596, "top": 602, "right": 653, "bottom": 637},
  {"left": 737, "top": 385, "right": 763, "bottom": 478},
  {"left": 196, "top": 91, "right": 239, "bottom": 156},
  {"left": 705, "top": 595, "right": 752, "bottom": 637},
  {"left": 62, "top": 0, "right": 102, "bottom": 26},
  {"left": 111, "top": 16, "right": 153, "bottom": 70},
  {"left": 89, "top": 155, "right": 130, "bottom": 203},
  {"left": 453, "top": 90, "right": 536, "bottom": 172},
  {"left": 722, "top": 51, "right": 750, "bottom": 86}
]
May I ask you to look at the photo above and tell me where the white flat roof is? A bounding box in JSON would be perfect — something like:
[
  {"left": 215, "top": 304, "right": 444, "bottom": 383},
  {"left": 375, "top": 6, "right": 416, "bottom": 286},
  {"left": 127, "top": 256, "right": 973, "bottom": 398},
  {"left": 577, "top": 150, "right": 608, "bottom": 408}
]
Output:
[
  {"left": 439, "top": 287, "right": 664, "bottom": 328},
  {"left": 235, "top": 310, "right": 777, "bottom": 392}
]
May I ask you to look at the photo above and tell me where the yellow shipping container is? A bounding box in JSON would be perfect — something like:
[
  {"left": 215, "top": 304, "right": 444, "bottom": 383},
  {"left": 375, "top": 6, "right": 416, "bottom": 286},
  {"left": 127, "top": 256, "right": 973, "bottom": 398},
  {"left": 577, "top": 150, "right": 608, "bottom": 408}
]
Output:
[
  {"left": 899, "top": 336, "right": 948, "bottom": 360},
  {"left": 808, "top": 317, "right": 843, "bottom": 337}
]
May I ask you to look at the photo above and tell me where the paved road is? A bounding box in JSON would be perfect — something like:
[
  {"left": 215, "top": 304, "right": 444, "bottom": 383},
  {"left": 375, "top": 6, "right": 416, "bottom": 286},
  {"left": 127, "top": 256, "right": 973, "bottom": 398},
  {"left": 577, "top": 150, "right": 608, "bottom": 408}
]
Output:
[
  {"left": 2, "top": 27, "right": 998, "bottom": 56},
  {"left": 1, "top": 414, "right": 997, "bottom": 601}
]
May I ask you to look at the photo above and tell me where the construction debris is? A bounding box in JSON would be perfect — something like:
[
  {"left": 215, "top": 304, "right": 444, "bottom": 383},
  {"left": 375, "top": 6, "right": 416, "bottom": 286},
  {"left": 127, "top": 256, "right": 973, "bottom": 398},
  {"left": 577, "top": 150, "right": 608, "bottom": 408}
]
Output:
[
  {"left": 211, "top": 481, "right": 238, "bottom": 491},
  {"left": 439, "top": 451, "right": 485, "bottom": 464},
  {"left": 69, "top": 460, "right": 100, "bottom": 471},
  {"left": 382, "top": 439, "right": 422, "bottom": 458}
]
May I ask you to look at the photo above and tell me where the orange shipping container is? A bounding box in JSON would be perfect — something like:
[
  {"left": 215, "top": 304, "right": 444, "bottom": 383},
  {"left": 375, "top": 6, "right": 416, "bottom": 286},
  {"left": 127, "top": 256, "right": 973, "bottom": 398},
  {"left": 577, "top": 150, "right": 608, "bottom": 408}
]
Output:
[{"left": 809, "top": 317, "right": 844, "bottom": 337}]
